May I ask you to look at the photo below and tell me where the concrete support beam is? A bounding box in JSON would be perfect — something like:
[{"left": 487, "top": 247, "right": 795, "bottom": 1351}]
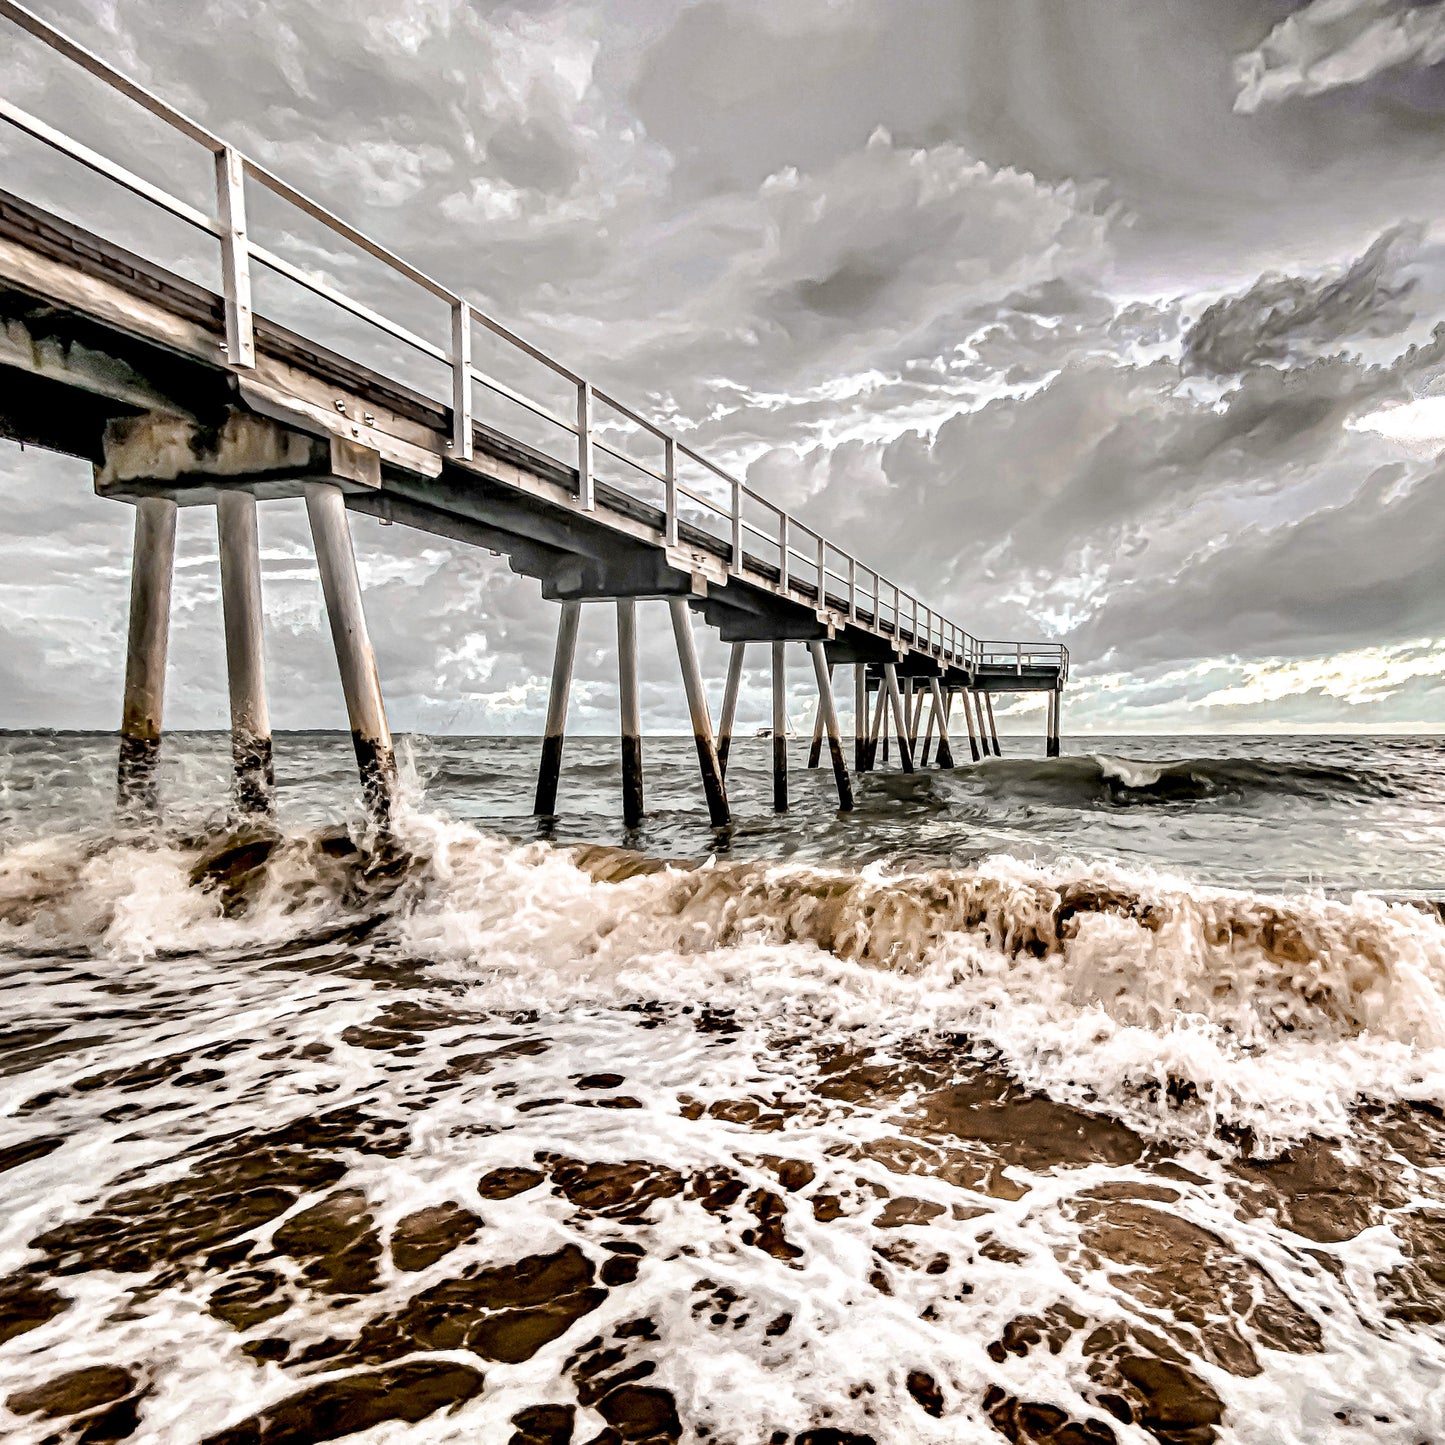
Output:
[
  {"left": 617, "top": 598, "right": 643, "bottom": 828},
  {"left": 771, "top": 640, "right": 788, "bottom": 812},
  {"left": 669, "top": 598, "right": 730, "bottom": 827},
  {"left": 810, "top": 641, "right": 853, "bottom": 811},
  {"left": 116, "top": 496, "right": 176, "bottom": 813},
  {"left": 305, "top": 480, "right": 397, "bottom": 825},
  {"left": 534, "top": 600, "right": 581, "bottom": 817},
  {"left": 216, "top": 489, "right": 273, "bottom": 817},
  {"left": 718, "top": 642, "right": 745, "bottom": 777},
  {"left": 985, "top": 693, "right": 1001, "bottom": 756},
  {"left": 883, "top": 663, "right": 915, "bottom": 773}
]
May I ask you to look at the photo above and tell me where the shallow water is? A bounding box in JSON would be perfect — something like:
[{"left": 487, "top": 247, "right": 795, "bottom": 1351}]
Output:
[{"left": 2, "top": 731, "right": 1445, "bottom": 1444}]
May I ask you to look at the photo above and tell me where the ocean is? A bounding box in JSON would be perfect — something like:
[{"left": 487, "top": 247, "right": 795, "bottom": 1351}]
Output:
[{"left": 2, "top": 730, "right": 1444, "bottom": 1444}]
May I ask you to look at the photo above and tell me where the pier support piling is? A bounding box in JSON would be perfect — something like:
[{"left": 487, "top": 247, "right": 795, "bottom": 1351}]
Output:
[
  {"left": 984, "top": 693, "right": 1001, "bottom": 756},
  {"left": 1047, "top": 689, "right": 1062, "bottom": 758},
  {"left": 669, "top": 599, "right": 730, "bottom": 827},
  {"left": 808, "top": 663, "right": 833, "bottom": 770},
  {"left": 534, "top": 599, "right": 581, "bottom": 817},
  {"left": 930, "top": 679, "right": 955, "bottom": 769},
  {"left": 867, "top": 680, "right": 887, "bottom": 771},
  {"left": 117, "top": 495, "right": 176, "bottom": 814},
  {"left": 771, "top": 640, "right": 788, "bottom": 812},
  {"left": 617, "top": 598, "right": 643, "bottom": 827},
  {"left": 854, "top": 665, "right": 867, "bottom": 772},
  {"left": 809, "top": 642, "right": 853, "bottom": 811},
  {"left": 960, "top": 687, "right": 981, "bottom": 763},
  {"left": 305, "top": 481, "right": 397, "bottom": 825},
  {"left": 216, "top": 489, "right": 273, "bottom": 817},
  {"left": 883, "top": 663, "right": 915, "bottom": 773},
  {"left": 718, "top": 642, "right": 745, "bottom": 777}
]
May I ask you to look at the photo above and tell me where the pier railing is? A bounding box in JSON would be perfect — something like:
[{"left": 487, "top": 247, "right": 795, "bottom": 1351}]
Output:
[
  {"left": 0, "top": 0, "right": 1067, "bottom": 678},
  {"left": 976, "top": 642, "right": 1071, "bottom": 682}
]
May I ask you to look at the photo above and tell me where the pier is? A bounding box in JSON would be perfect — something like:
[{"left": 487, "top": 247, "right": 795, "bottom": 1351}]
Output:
[{"left": 0, "top": 2, "right": 1066, "bottom": 830}]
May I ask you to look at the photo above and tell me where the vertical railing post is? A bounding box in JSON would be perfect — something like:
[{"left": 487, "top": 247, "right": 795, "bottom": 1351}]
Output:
[
  {"left": 816, "top": 536, "right": 826, "bottom": 606},
  {"left": 872, "top": 571, "right": 880, "bottom": 633},
  {"left": 450, "top": 299, "right": 473, "bottom": 461},
  {"left": 214, "top": 145, "right": 254, "bottom": 370},
  {"left": 779, "top": 513, "right": 790, "bottom": 593},
  {"left": 731, "top": 479, "right": 743, "bottom": 575},
  {"left": 576, "top": 382, "right": 594, "bottom": 510},
  {"left": 664, "top": 437, "right": 679, "bottom": 547},
  {"left": 847, "top": 556, "right": 857, "bottom": 621},
  {"left": 1016, "top": 642, "right": 1023, "bottom": 675}
]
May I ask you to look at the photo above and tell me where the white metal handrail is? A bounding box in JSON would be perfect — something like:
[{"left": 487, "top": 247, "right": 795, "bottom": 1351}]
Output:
[{"left": 0, "top": 0, "right": 1065, "bottom": 680}]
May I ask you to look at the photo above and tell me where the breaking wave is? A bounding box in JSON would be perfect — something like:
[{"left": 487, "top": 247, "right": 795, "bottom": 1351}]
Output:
[
  {"left": 971, "top": 751, "right": 1398, "bottom": 807},
  {"left": 5, "top": 809, "right": 1445, "bottom": 1155}
]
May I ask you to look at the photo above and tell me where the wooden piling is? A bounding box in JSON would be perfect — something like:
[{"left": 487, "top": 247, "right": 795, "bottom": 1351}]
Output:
[
  {"left": 305, "top": 481, "right": 397, "bottom": 825},
  {"left": 216, "top": 489, "right": 273, "bottom": 817},
  {"left": 617, "top": 598, "right": 643, "bottom": 827},
  {"left": 117, "top": 495, "right": 176, "bottom": 813},
  {"left": 920, "top": 687, "right": 936, "bottom": 766},
  {"left": 534, "top": 599, "right": 581, "bottom": 817},
  {"left": 1047, "top": 688, "right": 1062, "bottom": 758},
  {"left": 984, "top": 693, "right": 1001, "bottom": 756},
  {"left": 854, "top": 664, "right": 867, "bottom": 772},
  {"left": 883, "top": 663, "right": 915, "bottom": 773},
  {"left": 809, "top": 641, "right": 853, "bottom": 811},
  {"left": 930, "top": 679, "right": 955, "bottom": 769},
  {"left": 718, "top": 641, "right": 744, "bottom": 776},
  {"left": 668, "top": 598, "right": 730, "bottom": 827},
  {"left": 771, "top": 639, "right": 788, "bottom": 812}
]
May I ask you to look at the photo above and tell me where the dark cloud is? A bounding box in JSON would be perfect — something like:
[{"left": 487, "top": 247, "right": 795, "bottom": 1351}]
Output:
[{"left": 1183, "top": 222, "right": 1423, "bottom": 373}]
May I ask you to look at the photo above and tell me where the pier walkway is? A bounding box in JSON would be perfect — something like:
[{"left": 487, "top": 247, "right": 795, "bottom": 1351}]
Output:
[{"left": 0, "top": 1, "right": 1066, "bottom": 828}]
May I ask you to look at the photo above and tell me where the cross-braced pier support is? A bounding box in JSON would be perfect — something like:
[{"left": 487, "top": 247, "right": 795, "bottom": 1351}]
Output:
[
  {"left": 984, "top": 693, "right": 1001, "bottom": 756},
  {"left": 930, "top": 679, "right": 955, "bottom": 769},
  {"left": 305, "top": 481, "right": 397, "bottom": 827},
  {"left": 669, "top": 599, "right": 730, "bottom": 828},
  {"left": 216, "top": 490, "right": 273, "bottom": 818},
  {"left": 882, "top": 663, "right": 915, "bottom": 773},
  {"left": 810, "top": 642, "right": 854, "bottom": 811},
  {"left": 960, "top": 688, "right": 982, "bottom": 762},
  {"left": 117, "top": 496, "right": 176, "bottom": 814},
  {"left": 617, "top": 599, "right": 644, "bottom": 828},
  {"left": 534, "top": 600, "right": 581, "bottom": 818}
]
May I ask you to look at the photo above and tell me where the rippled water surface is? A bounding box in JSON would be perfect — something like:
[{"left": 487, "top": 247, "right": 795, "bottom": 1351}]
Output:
[{"left": 2, "top": 730, "right": 1445, "bottom": 1445}]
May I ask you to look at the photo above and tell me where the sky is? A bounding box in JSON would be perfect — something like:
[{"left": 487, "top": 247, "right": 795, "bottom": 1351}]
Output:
[{"left": 4, "top": 0, "right": 1445, "bottom": 735}]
